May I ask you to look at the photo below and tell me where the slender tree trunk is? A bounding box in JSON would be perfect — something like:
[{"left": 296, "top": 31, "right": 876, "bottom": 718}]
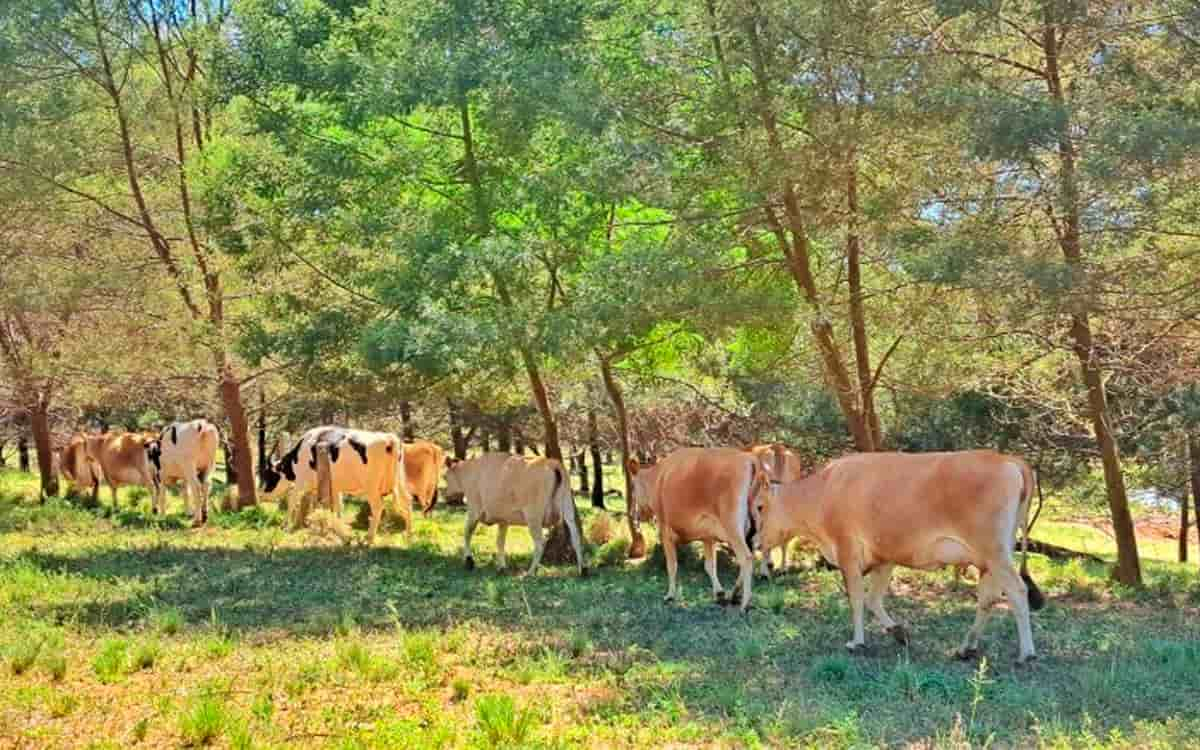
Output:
[
  {"left": 515, "top": 434, "right": 525, "bottom": 455},
  {"left": 30, "top": 396, "right": 58, "bottom": 500},
  {"left": 480, "top": 431, "right": 490, "bottom": 452},
  {"left": 18, "top": 433, "right": 29, "bottom": 473},
  {"left": 588, "top": 408, "right": 605, "bottom": 508},
  {"left": 1043, "top": 22, "right": 1140, "bottom": 585},
  {"left": 0, "top": 440, "right": 7, "bottom": 467},
  {"left": 846, "top": 153, "right": 882, "bottom": 449},
  {"left": 449, "top": 401, "right": 468, "bottom": 460},
  {"left": 498, "top": 421, "right": 512, "bottom": 453},
  {"left": 219, "top": 363, "right": 256, "bottom": 510},
  {"left": 520, "top": 349, "right": 562, "bottom": 460},
  {"left": 400, "top": 401, "right": 415, "bottom": 441},
  {"left": 1190, "top": 435, "right": 1200, "bottom": 571},
  {"left": 742, "top": 8, "right": 874, "bottom": 452},
  {"left": 1180, "top": 480, "right": 1190, "bottom": 564},
  {"left": 576, "top": 450, "right": 589, "bottom": 495},
  {"left": 599, "top": 355, "right": 645, "bottom": 557},
  {"left": 257, "top": 387, "right": 267, "bottom": 480}
]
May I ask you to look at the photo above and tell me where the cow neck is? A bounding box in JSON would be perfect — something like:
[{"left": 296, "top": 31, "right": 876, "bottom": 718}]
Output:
[{"left": 776, "top": 470, "right": 826, "bottom": 542}]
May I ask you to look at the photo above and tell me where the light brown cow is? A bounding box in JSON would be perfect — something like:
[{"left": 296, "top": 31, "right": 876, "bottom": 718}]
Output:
[
  {"left": 754, "top": 447, "right": 1044, "bottom": 663},
  {"left": 628, "top": 447, "right": 764, "bottom": 610},
  {"left": 444, "top": 452, "right": 586, "bottom": 576},
  {"left": 84, "top": 432, "right": 159, "bottom": 506},
  {"left": 59, "top": 433, "right": 102, "bottom": 502},
  {"left": 405, "top": 440, "right": 445, "bottom": 515},
  {"left": 747, "top": 444, "right": 805, "bottom": 576}
]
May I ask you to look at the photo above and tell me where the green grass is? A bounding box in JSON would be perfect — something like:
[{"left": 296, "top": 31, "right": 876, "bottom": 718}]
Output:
[{"left": 2, "top": 466, "right": 1199, "bottom": 748}]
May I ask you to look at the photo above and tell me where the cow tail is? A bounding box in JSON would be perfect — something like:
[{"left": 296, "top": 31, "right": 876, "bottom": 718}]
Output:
[
  {"left": 740, "top": 459, "right": 758, "bottom": 550},
  {"left": 390, "top": 438, "right": 406, "bottom": 518},
  {"left": 1017, "top": 460, "right": 1045, "bottom": 611}
]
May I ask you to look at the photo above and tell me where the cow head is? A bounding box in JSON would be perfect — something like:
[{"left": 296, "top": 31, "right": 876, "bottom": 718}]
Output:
[
  {"left": 260, "top": 439, "right": 300, "bottom": 497},
  {"left": 751, "top": 444, "right": 790, "bottom": 552},
  {"left": 625, "top": 458, "right": 659, "bottom": 523},
  {"left": 443, "top": 456, "right": 466, "bottom": 502},
  {"left": 144, "top": 438, "right": 163, "bottom": 480}
]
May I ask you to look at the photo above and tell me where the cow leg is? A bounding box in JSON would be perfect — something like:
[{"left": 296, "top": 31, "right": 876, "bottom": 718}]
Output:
[
  {"left": 109, "top": 482, "right": 120, "bottom": 508},
  {"left": 703, "top": 540, "right": 726, "bottom": 602},
  {"left": 841, "top": 563, "right": 868, "bottom": 652},
  {"left": 993, "top": 564, "right": 1036, "bottom": 663},
  {"left": 661, "top": 530, "right": 680, "bottom": 603},
  {"left": 730, "top": 535, "right": 755, "bottom": 611},
  {"left": 462, "top": 508, "right": 481, "bottom": 570},
  {"left": 526, "top": 520, "right": 546, "bottom": 576},
  {"left": 495, "top": 523, "right": 509, "bottom": 570},
  {"left": 866, "top": 564, "right": 907, "bottom": 644},
  {"left": 366, "top": 498, "right": 383, "bottom": 546},
  {"left": 956, "top": 571, "right": 1002, "bottom": 660},
  {"left": 562, "top": 505, "right": 586, "bottom": 576},
  {"left": 757, "top": 547, "right": 772, "bottom": 579},
  {"left": 780, "top": 541, "right": 789, "bottom": 572}
]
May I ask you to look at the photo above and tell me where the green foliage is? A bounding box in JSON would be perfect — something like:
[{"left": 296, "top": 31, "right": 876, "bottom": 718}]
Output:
[
  {"left": 92, "top": 639, "right": 129, "bottom": 684},
  {"left": 179, "top": 694, "right": 229, "bottom": 747}
]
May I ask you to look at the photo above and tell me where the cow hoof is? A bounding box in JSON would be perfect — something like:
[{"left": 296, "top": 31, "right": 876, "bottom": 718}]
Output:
[
  {"left": 954, "top": 647, "right": 980, "bottom": 661},
  {"left": 1015, "top": 654, "right": 1038, "bottom": 667},
  {"left": 845, "top": 642, "right": 867, "bottom": 655},
  {"left": 713, "top": 591, "right": 728, "bottom": 605},
  {"left": 464, "top": 556, "right": 475, "bottom": 571},
  {"left": 663, "top": 594, "right": 676, "bottom": 605},
  {"left": 888, "top": 625, "right": 911, "bottom": 646},
  {"left": 579, "top": 567, "right": 590, "bottom": 578}
]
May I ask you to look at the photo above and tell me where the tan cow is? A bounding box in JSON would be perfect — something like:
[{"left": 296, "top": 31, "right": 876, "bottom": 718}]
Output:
[
  {"left": 405, "top": 440, "right": 445, "bottom": 515},
  {"left": 628, "top": 447, "right": 764, "bottom": 610},
  {"left": 84, "top": 432, "right": 159, "bottom": 506},
  {"left": 261, "top": 426, "right": 410, "bottom": 545},
  {"left": 746, "top": 444, "right": 806, "bottom": 576},
  {"left": 147, "top": 419, "right": 219, "bottom": 524},
  {"left": 59, "top": 433, "right": 102, "bottom": 502},
  {"left": 753, "top": 447, "right": 1044, "bottom": 663},
  {"left": 443, "top": 452, "right": 586, "bottom": 576}
]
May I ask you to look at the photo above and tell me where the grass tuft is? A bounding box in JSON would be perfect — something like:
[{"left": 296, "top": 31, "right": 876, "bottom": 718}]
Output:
[
  {"left": 475, "top": 693, "right": 536, "bottom": 747},
  {"left": 92, "top": 638, "right": 129, "bottom": 684},
  {"left": 178, "top": 693, "right": 229, "bottom": 747}
]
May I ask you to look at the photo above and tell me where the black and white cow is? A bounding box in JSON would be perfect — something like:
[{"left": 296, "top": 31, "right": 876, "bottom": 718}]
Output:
[{"left": 260, "top": 426, "right": 410, "bottom": 544}]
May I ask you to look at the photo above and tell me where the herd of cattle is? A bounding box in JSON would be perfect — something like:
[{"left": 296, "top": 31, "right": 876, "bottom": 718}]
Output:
[{"left": 53, "top": 419, "right": 1044, "bottom": 663}]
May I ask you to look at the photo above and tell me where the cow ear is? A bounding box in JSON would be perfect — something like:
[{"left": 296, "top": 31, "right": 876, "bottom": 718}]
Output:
[{"left": 626, "top": 458, "right": 639, "bottom": 476}]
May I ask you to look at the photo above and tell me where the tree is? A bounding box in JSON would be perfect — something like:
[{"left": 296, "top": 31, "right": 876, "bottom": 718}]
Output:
[{"left": 0, "top": 0, "right": 259, "bottom": 509}]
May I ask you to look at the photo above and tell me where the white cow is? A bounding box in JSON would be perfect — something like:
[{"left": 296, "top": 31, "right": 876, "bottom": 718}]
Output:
[
  {"left": 147, "top": 419, "right": 219, "bottom": 524},
  {"left": 261, "top": 426, "right": 410, "bottom": 545},
  {"left": 444, "top": 452, "right": 587, "bottom": 576}
]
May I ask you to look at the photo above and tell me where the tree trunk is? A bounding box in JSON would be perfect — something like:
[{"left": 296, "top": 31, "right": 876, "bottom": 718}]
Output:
[
  {"left": 520, "top": 349, "right": 562, "bottom": 460},
  {"left": 1043, "top": 22, "right": 1140, "bottom": 586},
  {"left": 218, "top": 363, "right": 256, "bottom": 510},
  {"left": 846, "top": 153, "right": 882, "bottom": 449},
  {"left": 1180, "top": 477, "right": 1190, "bottom": 564},
  {"left": 0, "top": 440, "right": 7, "bottom": 467},
  {"left": 1190, "top": 435, "right": 1200, "bottom": 570},
  {"left": 576, "top": 450, "right": 589, "bottom": 494},
  {"left": 257, "top": 388, "right": 267, "bottom": 481},
  {"left": 449, "top": 401, "right": 468, "bottom": 460},
  {"left": 30, "top": 396, "right": 58, "bottom": 500},
  {"left": 18, "top": 433, "right": 30, "bottom": 473},
  {"left": 742, "top": 11, "right": 874, "bottom": 452},
  {"left": 599, "top": 355, "right": 645, "bottom": 557},
  {"left": 497, "top": 421, "right": 512, "bottom": 452},
  {"left": 588, "top": 408, "right": 605, "bottom": 508},
  {"left": 515, "top": 435, "right": 525, "bottom": 455},
  {"left": 400, "top": 400, "right": 415, "bottom": 441},
  {"left": 480, "top": 431, "right": 490, "bottom": 452}
]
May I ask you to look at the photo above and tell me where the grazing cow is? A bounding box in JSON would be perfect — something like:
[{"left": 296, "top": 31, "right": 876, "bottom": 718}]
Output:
[
  {"left": 628, "top": 448, "right": 764, "bottom": 610},
  {"left": 59, "top": 433, "right": 102, "bottom": 502},
  {"left": 260, "top": 426, "right": 410, "bottom": 545},
  {"left": 405, "top": 440, "right": 446, "bottom": 515},
  {"left": 753, "top": 446, "right": 1044, "bottom": 663},
  {"left": 147, "top": 419, "right": 219, "bottom": 525},
  {"left": 83, "top": 432, "right": 160, "bottom": 506},
  {"left": 443, "top": 452, "right": 586, "bottom": 576},
  {"left": 746, "top": 444, "right": 806, "bottom": 577}
]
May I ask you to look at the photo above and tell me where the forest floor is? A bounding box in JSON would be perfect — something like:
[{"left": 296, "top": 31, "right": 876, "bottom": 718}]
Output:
[{"left": 1, "top": 467, "right": 1199, "bottom": 749}]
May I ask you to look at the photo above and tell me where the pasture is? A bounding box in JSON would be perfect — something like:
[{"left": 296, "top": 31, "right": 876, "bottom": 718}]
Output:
[{"left": 2, "top": 469, "right": 1199, "bottom": 749}]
